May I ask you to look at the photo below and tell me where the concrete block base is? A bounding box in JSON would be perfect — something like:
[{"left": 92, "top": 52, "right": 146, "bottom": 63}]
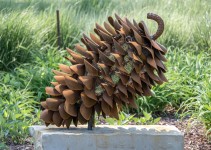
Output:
[{"left": 29, "top": 125, "right": 184, "bottom": 150}]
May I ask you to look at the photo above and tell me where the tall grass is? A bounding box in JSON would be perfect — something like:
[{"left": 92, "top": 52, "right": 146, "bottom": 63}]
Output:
[
  {"left": 0, "top": 10, "right": 34, "bottom": 70},
  {"left": 0, "top": 0, "right": 210, "bottom": 71},
  {"left": 0, "top": 0, "right": 200, "bottom": 94}
]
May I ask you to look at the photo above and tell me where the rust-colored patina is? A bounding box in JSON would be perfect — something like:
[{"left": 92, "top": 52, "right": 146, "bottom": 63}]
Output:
[{"left": 40, "top": 13, "right": 168, "bottom": 130}]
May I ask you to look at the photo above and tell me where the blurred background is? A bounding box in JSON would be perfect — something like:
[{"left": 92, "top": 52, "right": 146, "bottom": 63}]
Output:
[{"left": 0, "top": 0, "right": 210, "bottom": 148}]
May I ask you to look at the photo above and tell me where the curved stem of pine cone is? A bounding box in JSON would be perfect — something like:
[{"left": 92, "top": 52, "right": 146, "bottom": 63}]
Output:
[{"left": 147, "top": 13, "right": 164, "bottom": 40}]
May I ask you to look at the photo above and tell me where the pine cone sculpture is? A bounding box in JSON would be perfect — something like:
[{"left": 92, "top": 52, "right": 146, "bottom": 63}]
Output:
[{"left": 40, "top": 13, "right": 168, "bottom": 129}]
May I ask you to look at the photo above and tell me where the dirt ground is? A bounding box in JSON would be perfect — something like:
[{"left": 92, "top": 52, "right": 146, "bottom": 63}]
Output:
[{"left": 159, "top": 118, "right": 211, "bottom": 150}]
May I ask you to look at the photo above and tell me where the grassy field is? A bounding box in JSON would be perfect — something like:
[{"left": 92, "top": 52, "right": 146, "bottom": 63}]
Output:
[{"left": 0, "top": 0, "right": 210, "bottom": 147}]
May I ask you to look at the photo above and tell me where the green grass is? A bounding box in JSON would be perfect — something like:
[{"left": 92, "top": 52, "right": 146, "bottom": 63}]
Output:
[
  {"left": 0, "top": 83, "right": 40, "bottom": 144},
  {"left": 0, "top": 0, "right": 210, "bottom": 144}
]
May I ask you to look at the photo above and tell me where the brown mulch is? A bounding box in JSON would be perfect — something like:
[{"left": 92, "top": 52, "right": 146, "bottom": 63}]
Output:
[
  {"left": 8, "top": 138, "right": 33, "bottom": 150},
  {"left": 9, "top": 145, "right": 33, "bottom": 150},
  {"left": 159, "top": 118, "right": 211, "bottom": 150},
  {"left": 8, "top": 118, "right": 211, "bottom": 150}
]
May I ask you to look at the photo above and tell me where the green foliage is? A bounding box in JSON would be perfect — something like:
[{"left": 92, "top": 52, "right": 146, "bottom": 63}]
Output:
[
  {"left": 132, "top": 112, "right": 161, "bottom": 125},
  {"left": 0, "top": 10, "right": 34, "bottom": 71},
  {"left": 105, "top": 112, "right": 135, "bottom": 125},
  {"left": 0, "top": 84, "right": 40, "bottom": 144},
  {"left": 0, "top": 6, "right": 81, "bottom": 71},
  {"left": 105, "top": 112, "right": 160, "bottom": 125},
  {"left": 0, "top": 143, "right": 8, "bottom": 150},
  {"left": 180, "top": 81, "right": 211, "bottom": 138},
  {"left": 0, "top": 48, "right": 65, "bottom": 144},
  {"left": 0, "top": 48, "right": 67, "bottom": 99}
]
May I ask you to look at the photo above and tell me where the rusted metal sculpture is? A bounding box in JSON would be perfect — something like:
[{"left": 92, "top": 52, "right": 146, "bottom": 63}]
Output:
[{"left": 40, "top": 13, "right": 167, "bottom": 130}]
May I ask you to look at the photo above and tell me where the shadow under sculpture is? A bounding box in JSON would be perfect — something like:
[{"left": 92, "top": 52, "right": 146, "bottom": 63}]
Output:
[{"left": 40, "top": 13, "right": 168, "bottom": 130}]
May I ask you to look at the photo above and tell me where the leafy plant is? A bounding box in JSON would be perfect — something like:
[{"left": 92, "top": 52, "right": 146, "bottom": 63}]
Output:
[
  {"left": 0, "top": 143, "right": 7, "bottom": 150},
  {"left": 0, "top": 84, "right": 40, "bottom": 144},
  {"left": 105, "top": 112, "right": 160, "bottom": 125},
  {"left": 132, "top": 112, "right": 161, "bottom": 125},
  {"left": 105, "top": 112, "right": 135, "bottom": 125}
]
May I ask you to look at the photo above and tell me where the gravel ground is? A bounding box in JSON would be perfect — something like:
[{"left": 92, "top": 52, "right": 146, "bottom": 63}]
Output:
[{"left": 9, "top": 118, "right": 211, "bottom": 150}]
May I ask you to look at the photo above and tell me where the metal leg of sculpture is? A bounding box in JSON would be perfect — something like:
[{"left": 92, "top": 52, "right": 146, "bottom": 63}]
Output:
[{"left": 88, "top": 110, "right": 95, "bottom": 130}]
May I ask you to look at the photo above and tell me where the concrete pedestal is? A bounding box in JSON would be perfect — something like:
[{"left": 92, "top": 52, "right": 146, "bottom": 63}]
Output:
[{"left": 29, "top": 125, "right": 184, "bottom": 150}]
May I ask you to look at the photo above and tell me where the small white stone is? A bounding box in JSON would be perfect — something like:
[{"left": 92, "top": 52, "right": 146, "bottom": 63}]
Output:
[{"left": 29, "top": 125, "right": 184, "bottom": 150}]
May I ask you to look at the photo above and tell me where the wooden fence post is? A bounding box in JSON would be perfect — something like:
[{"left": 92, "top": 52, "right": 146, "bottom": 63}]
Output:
[{"left": 56, "top": 10, "right": 61, "bottom": 50}]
